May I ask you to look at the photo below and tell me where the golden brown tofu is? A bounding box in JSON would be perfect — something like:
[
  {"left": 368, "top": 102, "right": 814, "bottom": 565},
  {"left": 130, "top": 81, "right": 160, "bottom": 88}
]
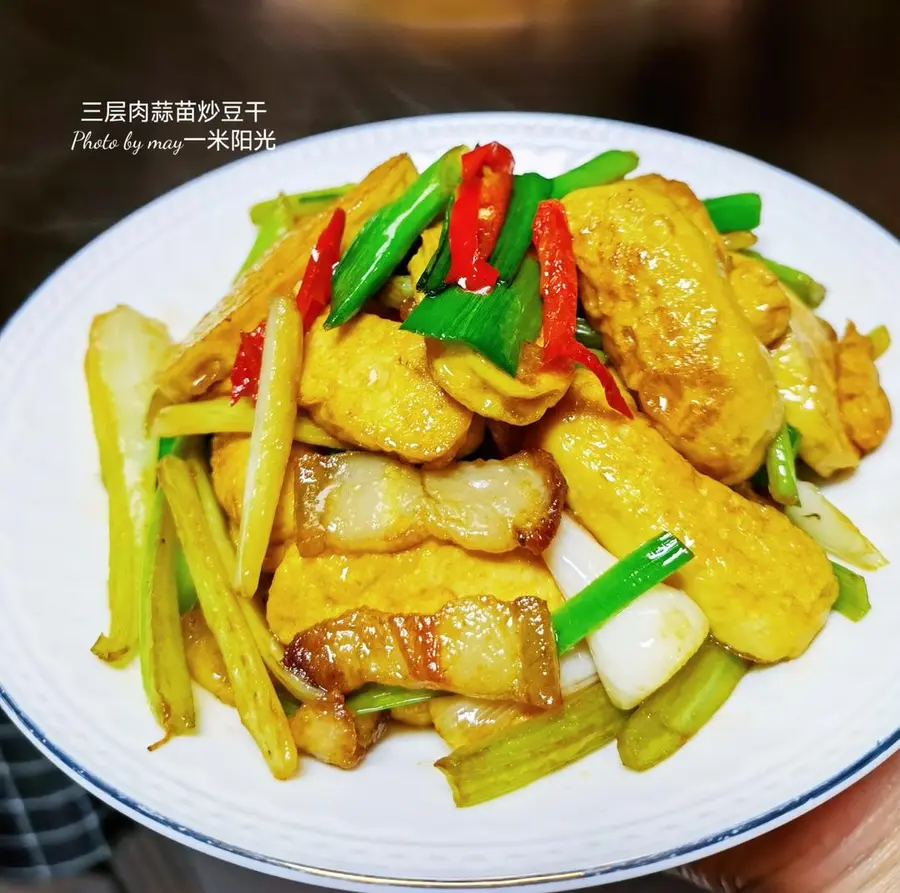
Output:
[
  {"left": 155, "top": 155, "right": 418, "bottom": 402},
  {"left": 563, "top": 181, "right": 783, "bottom": 483},
  {"left": 298, "top": 313, "right": 473, "bottom": 465},
  {"left": 728, "top": 252, "right": 792, "bottom": 347},
  {"left": 836, "top": 322, "right": 892, "bottom": 454},
  {"left": 294, "top": 448, "right": 565, "bottom": 556},
  {"left": 771, "top": 296, "right": 859, "bottom": 478},
  {"left": 427, "top": 342, "right": 573, "bottom": 426},
  {"left": 267, "top": 542, "right": 564, "bottom": 643},
  {"left": 531, "top": 369, "right": 838, "bottom": 663},
  {"left": 632, "top": 174, "right": 728, "bottom": 268},
  {"left": 601, "top": 177, "right": 789, "bottom": 348},
  {"left": 282, "top": 595, "right": 561, "bottom": 708},
  {"left": 289, "top": 698, "right": 385, "bottom": 769}
]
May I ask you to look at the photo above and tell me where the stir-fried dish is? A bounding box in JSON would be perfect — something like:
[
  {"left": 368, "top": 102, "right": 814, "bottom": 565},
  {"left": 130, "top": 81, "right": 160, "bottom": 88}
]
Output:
[{"left": 84, "top": 143, "right": 892, "bottom": 806}]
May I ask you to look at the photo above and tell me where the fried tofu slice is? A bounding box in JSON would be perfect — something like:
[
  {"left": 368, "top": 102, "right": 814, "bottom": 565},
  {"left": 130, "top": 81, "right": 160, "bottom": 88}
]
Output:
[
  {"left": 835, "top": 322, "right": 892, "bottom": 454},
  {"left": 294, "top": 448, "right": 566, "bottom": 556},
  {"left": 631, "top": 174, "right": 729, "bottom": 268},
  {"left": 289, "top": 698, "right": 386, "bottom": 770},
  {"left": 282, "top": 595, "right": 561, "bottom": 708},
  {"left": 632, "top": 176, "right": 790, "bottom": 347},
  {"left": 427, "top": 342, "right": 573, "bottom": 426},
  {"left": 155, "top": 154, "right": 418, "bottom": 402},
  {"left": 267, "top": 542, "right": 564, "bottom": 642},
  {"left": 728, "top": 251, "right": 792, "bottom": 347},
  {"left": 299, "top": 313, "right": 473, "bottom": 465},
  {"left": 531, "top": 368, "right": 837, "bottom": 664},
  {"left": 771, "top": 295, "right": 860, "bottom": 477},
  {"left": 563, "top": 181, "right": 783, "bottom": 483}
]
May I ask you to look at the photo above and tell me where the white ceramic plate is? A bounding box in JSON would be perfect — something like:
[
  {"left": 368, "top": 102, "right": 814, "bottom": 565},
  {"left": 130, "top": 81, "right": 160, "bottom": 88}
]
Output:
[{"left": 0, "top": 113, "right": 898, "bottom": 890}]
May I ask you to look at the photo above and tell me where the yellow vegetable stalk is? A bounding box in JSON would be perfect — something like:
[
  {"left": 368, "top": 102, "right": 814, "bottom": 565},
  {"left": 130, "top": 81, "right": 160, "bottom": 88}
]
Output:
[
  {"left": 151, "top": 397, "right": 342, "bottom": 450},
  {"left": 188, "top": 454, "right": 324, "bottom": 705},
  {"left": 235, "top": 297, "right": 302, "bottom": 597},
  {"left": 139, "top": 489, "right": 196, "bottom": 747},
  {"left": 85, "top": 306, "right": 173, "bottom": 665},
  {"left": 158, "top": 455, "right": 298, "bottom": 779}
]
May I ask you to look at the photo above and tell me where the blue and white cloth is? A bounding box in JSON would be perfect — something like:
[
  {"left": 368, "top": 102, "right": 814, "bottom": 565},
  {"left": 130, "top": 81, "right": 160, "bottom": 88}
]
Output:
[{"left": 0, "top": 709, "right": 117, "bottom": 882}]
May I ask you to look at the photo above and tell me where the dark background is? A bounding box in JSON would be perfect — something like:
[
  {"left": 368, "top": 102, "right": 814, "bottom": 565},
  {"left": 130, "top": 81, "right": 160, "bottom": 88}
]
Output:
[{"left": 1, "top": 0, "right": 898, "bottom": 324}]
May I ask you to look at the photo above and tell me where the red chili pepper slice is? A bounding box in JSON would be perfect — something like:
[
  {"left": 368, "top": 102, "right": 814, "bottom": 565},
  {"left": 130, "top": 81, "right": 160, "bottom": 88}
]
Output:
[
  {"left": 532, "top": 200, "right": 579, "bottom": 365},
  {"left": 230, "top": 320, "right": 267, "bottom": 404},
  {"left": 296, "top": 207, "right": 346, "bottom": 330},
  {"left": 230, "top": 208, "right": 346, "bottom": 404},
  {"left": 532, "top": 199, "right": 632, "bottom": 419},
  {"left": 446, "top": 142, "right": 514, "bottom": 292}
]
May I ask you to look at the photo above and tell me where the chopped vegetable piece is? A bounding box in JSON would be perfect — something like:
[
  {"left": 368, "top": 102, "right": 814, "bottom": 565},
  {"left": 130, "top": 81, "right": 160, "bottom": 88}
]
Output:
[
  {"left": 175, "top": 550, "right": 197, "bottom": 614},
  {"left": 326, "top": 146, "right": 464, "bottom": 327},
  {"left": 401, "top": 256, "right": 542, "bottom": 376},
  {"left": 230, "top": 321, "right": 267, "bottom": 404},
  {"left": 151, "top": 397, "right": 343, "bottom": 450},
  {"left": 549, "top": 149, "right": 640, "bottom": 200},
  {"left": 234, "top": 297, "right": 302, "bottom": 596},
  {"left": 533, "top": 200, "right": 578, "bottom": 364},
  {"left": 751, "top": 424, "right": 801, "bottom": 491},
  {"left": 138, "top": 489, "right": 196, "bottom": 747},
  {"left": 430, "top": 697, "right": 532, "bottom": 750},
  {"left": 242, "top": 596, "right": 326, "bottom": 705},
  {"left": 742, "top": 250, "right": 826, "bottom": 308},
  {"left": 416, "top": 201, "right": 454, "bottom": 295},
  {"left": 532, "top": 199, "right": 632, "bottom": 417},
  {"left": 157, "top": 436, "right": 179, "bottom": 459},
  {"left": 545, "top": 514, "right": 708, "bottom": 710},
  {"left": 347, "top": 685, "right": 436, "bottom": 715},
  {"left": 295, "top": 208, "right": 346, "bottom": 330},
  {"left": 158, "top": 455, "right": 298, "bottom": 779},
  {"left": 703, "top": 192, "right": 762, "bottom": 233},
  {"left": 575, "top": 317, "right": 604, "bottom": 352},
  {"left": 868, "top": 324, "right": 891, "bottom": 359},
  {"left": 445, "top": 142, "right": 514, "bottom": 293},
  {"left": 617, "top": 641, "right": 748, "bottom": 771},
  {"left": 421, "top": 151, "right": 637, "bottom": 299},
  {"left": 435, "top": 683, "right": 626, "bottom": 807},
  {"left": 488, "top": 173, "right": 553, "bottom": 283},
  {"left": 785, "top": 481, "right": 888, "bottom": 571},
  {"left": 156, "top": 437, "right": 197, "bottom": 614},
  {"left": 721, "top": 230, "right": 758, "bottom": 251},
  {"left": 831, "top": 561, "right": 871, "bottom": 622},
  {"left": 249, "top": 183, "right": 353, "bottom": 226},
  {"left": 552, "top": 530, "right": 693, "bottom": 655},
  {"left": 85, "top": 306, "right": 173, "bottom": 665},
  {"left": 765, "top": 423, "right": 800, "bottom": 506},
  {"left": 188, "top": 454, "right": 326, "bottom": 705},
  {"left": 349, "top": 529, "right": 693, "bottom": 715}
]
